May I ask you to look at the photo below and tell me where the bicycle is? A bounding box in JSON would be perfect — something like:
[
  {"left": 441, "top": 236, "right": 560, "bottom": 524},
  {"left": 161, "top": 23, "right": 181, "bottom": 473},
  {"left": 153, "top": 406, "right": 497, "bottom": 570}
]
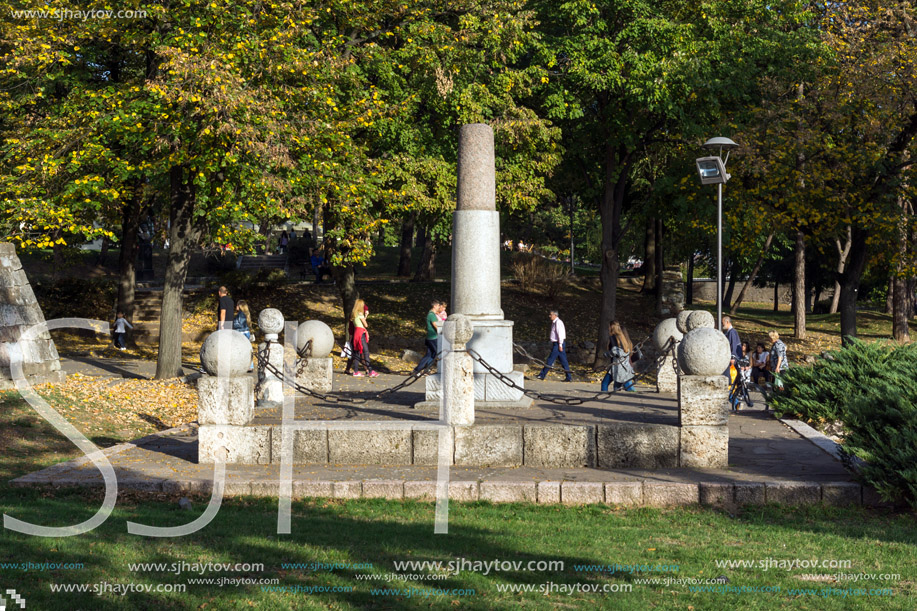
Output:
[{"left": 728, "top": 357, "right": 754, "bottom": 411}]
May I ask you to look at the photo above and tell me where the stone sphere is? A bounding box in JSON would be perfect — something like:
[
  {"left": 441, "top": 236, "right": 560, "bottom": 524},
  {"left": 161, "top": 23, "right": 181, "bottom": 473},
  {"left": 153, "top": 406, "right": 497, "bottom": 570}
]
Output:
[
  {"left": 676, "top": 310, "right": 693, "bottom": 334},
  {"left": 258, "top": 308, "right": 284, "bottom": 335},
  {"left": 652, "top": 318, "right": 684, "bottom": 351},
  {"left": 444, "top": 313, "right": 474, "bottom": 345},
  {"left": 296, "top": 320, "right": 335, "bottom": 358},
  {"left": 200, "top": 330, "right": 253, "bottom": 376},
  {"left": 677, "top": 327, "right": 731, "bottom": 376},
  {"left": 686, "top": 310, "right": 715, "bottom": 331}
]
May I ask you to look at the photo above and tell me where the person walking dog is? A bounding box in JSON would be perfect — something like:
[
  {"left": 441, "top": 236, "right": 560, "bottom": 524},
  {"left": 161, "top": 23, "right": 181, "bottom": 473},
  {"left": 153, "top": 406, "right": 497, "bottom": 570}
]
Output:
[{"left": 536, "top": 310, "right": 572, "bottom": 382}]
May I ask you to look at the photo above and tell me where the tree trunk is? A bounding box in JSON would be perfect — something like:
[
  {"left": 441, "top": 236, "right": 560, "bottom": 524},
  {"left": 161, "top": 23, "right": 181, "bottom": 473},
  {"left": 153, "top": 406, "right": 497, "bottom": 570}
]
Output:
[
  {"left": 333, "top": 264, "right": 359, "bottom": 333},
  {"left": 774, "top": 282, "right": 779, "bottom": 312},
  {"left": 95, "top": 236, "right": 110, "bottom": 267},
  {"left": 397, "top": 214, "right": 414, "bottom": 277},
  {"left": 893, "top": 275, "right": 910, "bottom": 342},
  {"left": 686, "top": 255, "right": 694, "bottom": 305},
  {"left": 723, "top": 258, "right": 739, "bottom": 312},
  {"left": 830, "top": 227, "right": 852, "bottom": 314},
  {"left": 413, "top": 228, "right": 436, "bottom": 282},
  {"left": 155, "top": 165, "right": 198, "bottom": 379},
  {"left": 117, "top": 198, "right": 143, "bottom": 322},
  {"left": 594, "top": 143, "right": 626, "bottom": 368},
  {"left": 730, "top": 232, "right": 774, "bottom": 315},
  {"left": 655, "top": 218, "right": 664, "bottom": 313},
  {"left": 884, "top": 275, "right": 894, "bottom": 314},
  {"left": 839, "top": 228, "right": 869, "bottom": 344},
  {"left": 312, "top": 204, "right": 320, "bottom": 249},
  {"left": 642, "top": 216, "right": 656, "bottom": 293},
  {"left": 794, "top": 229, "right": 806, "bottom": 339},
  {"left": 893, "top": 195, "right": 911, "bottom": 342}
]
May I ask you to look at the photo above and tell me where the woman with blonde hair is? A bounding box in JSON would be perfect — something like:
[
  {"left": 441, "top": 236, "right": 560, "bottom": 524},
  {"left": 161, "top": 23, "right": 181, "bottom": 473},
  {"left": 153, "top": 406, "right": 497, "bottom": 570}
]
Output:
[
  {"left": 349, "top": 299, "right": 378, "bottom": 377},
  {"left": 768, "top": 330, "right": 787, "bottom": 390},
  {"left": 233, "top": 300, "right": 254, "bottom": 371},
  {"left": 601, "top": 320, "right": 635, "bottom": 392}
]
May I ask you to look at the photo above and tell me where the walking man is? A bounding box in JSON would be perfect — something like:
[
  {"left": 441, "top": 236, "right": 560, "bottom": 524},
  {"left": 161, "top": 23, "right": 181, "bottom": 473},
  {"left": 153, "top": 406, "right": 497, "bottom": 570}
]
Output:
[
  {"left": 217, "top": 286, "right": 234, "bottom": 330},
  {"left": 537, "top": 310, "right": 572, "bottom": 382},
  {"left": 413, "top": 299, "right": 444, "bottom": 374}
]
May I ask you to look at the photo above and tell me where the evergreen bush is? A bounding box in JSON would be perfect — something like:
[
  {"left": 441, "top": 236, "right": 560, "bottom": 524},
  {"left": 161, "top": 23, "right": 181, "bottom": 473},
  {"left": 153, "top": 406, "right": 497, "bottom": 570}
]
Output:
[
  {"left": 842, "top": 378, "right": 917, "bottom": 509},
  {"left": 771, "top": 339, "right": 917, "bottom": 508},
  {"left": 769, "top": 339, "right": 917, "bottom": 423}
]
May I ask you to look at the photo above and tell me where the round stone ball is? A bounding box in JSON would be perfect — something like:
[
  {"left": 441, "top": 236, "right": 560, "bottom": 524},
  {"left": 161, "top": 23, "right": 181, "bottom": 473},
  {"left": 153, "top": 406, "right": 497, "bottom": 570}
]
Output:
[
  {"left": 258, "top": 308, "right": 284, "bottom": 335},
  {"left": 677, "top": 327, "right": 731, "bottom": 376},
  {"left": 296, "top": 320, "right": 335, "bottom": 358},
  {"left": 200, "top": 330, "right": 253, "bottom": 377},
  {"left": 444, "top": 313, "right": 474, "bottom": 345},
  {"left": 652, "top": 318, "right": 683, "bottom": 351},
  {"left": 685, "top": 310, "right": 715, "bottom": 331},
  {"left": 676, "top": 310, "right": 693, "bottom": 334}
]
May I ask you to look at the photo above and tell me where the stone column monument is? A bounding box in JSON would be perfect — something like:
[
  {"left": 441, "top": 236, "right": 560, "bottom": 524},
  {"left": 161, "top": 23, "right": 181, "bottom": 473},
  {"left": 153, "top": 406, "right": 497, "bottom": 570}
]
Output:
[
  {"left": 422, "top": 124, "right": 531, "bottom": 408},
  {"left": 0, "top": 243, "right": 65, "bottom": 390}
]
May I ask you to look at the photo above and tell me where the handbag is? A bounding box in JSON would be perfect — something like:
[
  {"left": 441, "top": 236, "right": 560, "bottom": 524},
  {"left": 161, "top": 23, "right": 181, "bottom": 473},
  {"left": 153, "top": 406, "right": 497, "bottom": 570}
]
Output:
[{"left": 340, "top": 341, "right": 353, "bottom": 359}]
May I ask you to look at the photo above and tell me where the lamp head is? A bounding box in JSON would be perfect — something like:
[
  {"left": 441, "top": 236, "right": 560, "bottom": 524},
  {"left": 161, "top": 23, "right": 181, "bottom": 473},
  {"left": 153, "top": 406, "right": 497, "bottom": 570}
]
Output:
[{"left": 695, "top": 156, "right": 730, "bottom": 184}]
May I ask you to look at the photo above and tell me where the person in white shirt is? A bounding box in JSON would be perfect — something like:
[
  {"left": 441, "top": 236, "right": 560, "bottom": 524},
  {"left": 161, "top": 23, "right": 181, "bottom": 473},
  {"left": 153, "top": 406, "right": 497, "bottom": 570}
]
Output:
[{"left": 536, "top": 310, "right": 572, "bottom": 382}]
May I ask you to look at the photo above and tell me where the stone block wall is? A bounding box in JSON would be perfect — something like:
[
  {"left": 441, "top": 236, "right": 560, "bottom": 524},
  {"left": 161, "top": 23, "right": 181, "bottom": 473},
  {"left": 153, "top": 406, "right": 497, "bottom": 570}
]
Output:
[{"left": 0, "top": 242, "right": 65, "bottom": 390}]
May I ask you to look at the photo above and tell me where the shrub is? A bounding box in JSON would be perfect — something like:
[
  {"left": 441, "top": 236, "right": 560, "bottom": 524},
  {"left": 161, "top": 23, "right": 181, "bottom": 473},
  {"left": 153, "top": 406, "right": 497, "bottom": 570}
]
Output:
[
  {"left": 771, "top": 339, "right": 917, "bottom": 509},
  {"left": 769, "top": 339, "right": 917, "bottom": 423},
  {"left": 510, "top": 252, "right": 570, "bottom": 298},
  {"left": 842, "top": 379, "right": 917, "bottom": 509}
]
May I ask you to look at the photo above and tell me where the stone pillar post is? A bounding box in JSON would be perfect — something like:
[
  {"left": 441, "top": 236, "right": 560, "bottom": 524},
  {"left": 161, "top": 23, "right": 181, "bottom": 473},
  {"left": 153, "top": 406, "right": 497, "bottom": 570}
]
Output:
[
  {"left": 676, "top": 325, "right": 731, "bottom": 468},
  {"left": 651, "top": 317, "right": 683, "bottom": 394},
  {"left": 257, "top": 308, "right": 285, "bottom": 406},
  {"left": 442, "top": 314, "right": 475, "bottom": 425},
  {"left": 293, "top": 320, "right": 335, "bottom": 393},
  {"left": 677, "top": 376, "right": 730, "bottom": 468},
  {"left": 197, "top": 330, "right": 260, "bottom": 463}
]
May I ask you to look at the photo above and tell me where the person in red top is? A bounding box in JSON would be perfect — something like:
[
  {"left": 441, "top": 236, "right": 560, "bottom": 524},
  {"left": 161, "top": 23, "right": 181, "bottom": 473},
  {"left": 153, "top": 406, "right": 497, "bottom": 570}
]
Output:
[{"left": 349, "top": 299, "right": 378, "bottom": 377}]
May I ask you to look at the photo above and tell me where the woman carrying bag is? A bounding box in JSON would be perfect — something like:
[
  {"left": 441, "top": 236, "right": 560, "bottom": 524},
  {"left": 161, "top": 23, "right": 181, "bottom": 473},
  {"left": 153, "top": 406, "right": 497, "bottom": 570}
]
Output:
[{"left": 601, "top": 320, "right": 635, "bottom": 392}]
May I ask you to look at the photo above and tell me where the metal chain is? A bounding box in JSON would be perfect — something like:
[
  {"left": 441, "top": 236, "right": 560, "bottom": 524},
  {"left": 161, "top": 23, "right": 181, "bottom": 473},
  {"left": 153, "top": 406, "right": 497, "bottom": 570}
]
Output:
[
  {"left": 254, "top": 339, "right": 441, "bottom": 404},
  {"left": 467, "top": 348, "right": 586, "bottom": 406},
  {"left": 588, "top": 336, "right": 678, "bottom": 399}
]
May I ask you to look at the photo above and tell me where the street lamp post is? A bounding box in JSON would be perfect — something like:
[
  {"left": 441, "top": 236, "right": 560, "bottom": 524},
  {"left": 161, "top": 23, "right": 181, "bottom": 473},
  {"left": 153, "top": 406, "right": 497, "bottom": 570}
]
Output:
[{"left": 695, "top": 137, "right": 738, "bottom": 331}]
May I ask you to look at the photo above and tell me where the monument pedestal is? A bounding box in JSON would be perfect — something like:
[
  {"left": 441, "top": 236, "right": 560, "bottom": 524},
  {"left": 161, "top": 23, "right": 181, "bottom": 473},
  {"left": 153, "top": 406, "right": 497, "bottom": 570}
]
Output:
[
  {"left": 295, "top": 357, "right": 333, "bottom": 393},
  {"left": 657, "top": 355, "right": 678, "bottom": 393},
  {"left": 677, "top": 375, "right": 730, "bottom": 468},
  {"left": 418, "top": 318, "right": 532, "bottom": 409}
]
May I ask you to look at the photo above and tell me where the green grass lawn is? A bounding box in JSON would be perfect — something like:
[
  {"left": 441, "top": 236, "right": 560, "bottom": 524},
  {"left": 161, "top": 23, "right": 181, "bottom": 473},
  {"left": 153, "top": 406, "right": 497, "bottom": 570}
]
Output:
[{"left": 2, "top": 390, "right": 916, "bottom": 610}]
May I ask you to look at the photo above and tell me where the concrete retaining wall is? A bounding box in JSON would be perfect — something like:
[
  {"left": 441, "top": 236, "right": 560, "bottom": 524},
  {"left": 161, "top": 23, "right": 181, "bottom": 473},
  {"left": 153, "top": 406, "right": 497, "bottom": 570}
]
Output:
[{"left": 200, "top": 421, "right": 717, "bottom": 469}]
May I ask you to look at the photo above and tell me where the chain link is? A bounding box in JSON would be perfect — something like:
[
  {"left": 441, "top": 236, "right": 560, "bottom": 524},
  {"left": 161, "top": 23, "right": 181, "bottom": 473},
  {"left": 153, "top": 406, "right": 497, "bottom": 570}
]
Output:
[
  {"left": 467, "top": 348, "right": 586, "bottom": 406},
  {"left": 254, "top": 339, "right": 440, "bottom": 405}
]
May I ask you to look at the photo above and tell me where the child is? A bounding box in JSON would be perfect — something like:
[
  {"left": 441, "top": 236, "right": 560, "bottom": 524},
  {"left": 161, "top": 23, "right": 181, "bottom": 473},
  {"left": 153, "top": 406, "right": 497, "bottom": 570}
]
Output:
[
  {"left": 437, "top": 300, "right": 448, "bottom": 323},
  {"left": 113, "top": 311, "right": 133, "bottom": 350}
]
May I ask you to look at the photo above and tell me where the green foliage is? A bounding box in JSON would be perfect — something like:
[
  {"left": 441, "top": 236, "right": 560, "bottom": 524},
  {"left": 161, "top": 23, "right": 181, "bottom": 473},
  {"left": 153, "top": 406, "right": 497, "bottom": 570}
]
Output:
[
  {"left": 843, "top": 378, "right": 917, "bottom": 509},
  {"left": 771, "top": 339, "right": 917, "bottom": 423},
  {"left": 772, "top": 339, "right": 917, "bottom": 508}
]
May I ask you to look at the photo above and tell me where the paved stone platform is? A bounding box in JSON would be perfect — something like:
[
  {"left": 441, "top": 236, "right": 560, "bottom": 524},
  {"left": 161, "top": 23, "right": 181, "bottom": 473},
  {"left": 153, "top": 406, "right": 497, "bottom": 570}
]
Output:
[{"left": 14, "top": 356, "right": 867, "bottom": 507}]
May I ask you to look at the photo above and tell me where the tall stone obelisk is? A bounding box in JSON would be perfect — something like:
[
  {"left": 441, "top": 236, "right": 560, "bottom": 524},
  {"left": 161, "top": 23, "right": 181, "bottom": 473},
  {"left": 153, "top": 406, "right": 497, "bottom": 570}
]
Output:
[{"left": 423, "top": 124, "right": 531, "bottom": 407}]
